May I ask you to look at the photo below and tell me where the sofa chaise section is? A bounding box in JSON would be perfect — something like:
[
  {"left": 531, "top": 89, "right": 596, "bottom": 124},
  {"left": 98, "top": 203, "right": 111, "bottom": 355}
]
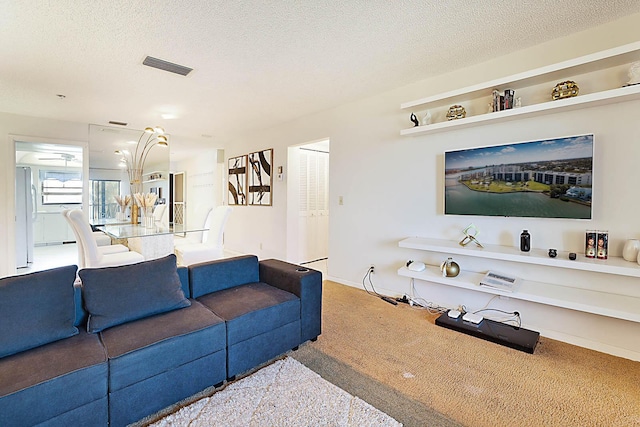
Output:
[{"left": 189, "top": 255, "right": 322, "bottom": 379}]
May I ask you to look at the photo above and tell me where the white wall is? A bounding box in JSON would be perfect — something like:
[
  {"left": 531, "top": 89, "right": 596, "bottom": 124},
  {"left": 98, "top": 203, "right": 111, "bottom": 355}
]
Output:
[
  {"left": 172, "top": 150, "right": 224, "bottom": 243},
  {"left": 220, "top": 13, "right": 640, "bottom": 359}
]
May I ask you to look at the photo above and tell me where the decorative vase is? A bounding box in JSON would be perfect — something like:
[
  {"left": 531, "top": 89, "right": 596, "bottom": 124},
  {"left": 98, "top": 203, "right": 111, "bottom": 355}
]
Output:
[
  {"left": 131, "top": 204, "right": 139, "bottom": 224},
  {"left": 622, "top": 239, "right": 640, "bottom": 262},
  {"left": 440, "top": 257, "right": 460, "bottom": 278},
  {"left": 143, "top": 207, "right": 154, "bottom": 228}
]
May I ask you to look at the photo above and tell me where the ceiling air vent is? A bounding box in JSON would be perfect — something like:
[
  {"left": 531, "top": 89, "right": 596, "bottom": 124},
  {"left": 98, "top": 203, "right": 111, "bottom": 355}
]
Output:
[
  {"left": 108, "top": 121, "right": 128, "bottom": 126},
  {"left": 143, "top": 56, "right": 193, "bottom": 76}
]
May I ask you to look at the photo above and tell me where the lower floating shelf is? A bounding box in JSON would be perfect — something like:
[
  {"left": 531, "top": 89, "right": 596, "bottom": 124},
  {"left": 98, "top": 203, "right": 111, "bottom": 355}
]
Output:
[
  {"left": 398, "top": 266, "right": 640, "bottom": 323},
  {"left": 435, "top": 312, "right": 539, "bottom": 354}
]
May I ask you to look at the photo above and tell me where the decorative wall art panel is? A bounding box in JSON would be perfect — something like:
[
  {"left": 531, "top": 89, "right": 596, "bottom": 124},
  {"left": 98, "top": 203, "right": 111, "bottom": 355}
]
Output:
[
  {"left": 228, "top": 155, "right": 247, "bottom": 205},
  {"left": 248, "top": 149, "right": 273, "bottom": 206}
]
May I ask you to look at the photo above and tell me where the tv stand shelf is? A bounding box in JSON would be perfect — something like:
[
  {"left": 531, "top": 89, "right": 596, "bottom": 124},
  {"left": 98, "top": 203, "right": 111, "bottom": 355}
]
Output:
[{"left": 398, "top": 237, "right": 640, "bottom": 323}]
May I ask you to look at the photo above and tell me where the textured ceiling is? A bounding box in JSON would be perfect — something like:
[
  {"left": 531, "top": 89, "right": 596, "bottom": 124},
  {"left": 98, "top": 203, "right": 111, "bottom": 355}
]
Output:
[{"left": 1, "top": 1, "right": 640, "bottom": 162}]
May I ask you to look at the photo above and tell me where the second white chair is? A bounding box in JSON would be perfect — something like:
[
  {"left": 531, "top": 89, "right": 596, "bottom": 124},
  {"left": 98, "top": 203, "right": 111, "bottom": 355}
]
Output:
[
  {"left": 67, "top": 210, "right": 145, "bottom": 268},
  {"left": 174, "top": 206, "right": 232, "bottom": 266}
]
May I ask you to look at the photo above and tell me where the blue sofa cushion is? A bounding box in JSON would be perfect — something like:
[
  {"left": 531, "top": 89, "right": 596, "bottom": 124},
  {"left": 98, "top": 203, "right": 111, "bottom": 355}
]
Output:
[
  {"left": 79, "top": 254, "right": 190, "bottom": 333},
  {"left": 100, "top": 300, "right": 226, "bottom": 391},
  {"left": 0, "top": 330, "right": 107, "bottom": 426},
  {"left": 189, "top": 255, "right": 260, "bottom": 298},
  {"left": 0, "top": 265, "right": 78, "bottom": 358},
  {"left": 197, "top": 282, "right": 300, "bottom": 345}
]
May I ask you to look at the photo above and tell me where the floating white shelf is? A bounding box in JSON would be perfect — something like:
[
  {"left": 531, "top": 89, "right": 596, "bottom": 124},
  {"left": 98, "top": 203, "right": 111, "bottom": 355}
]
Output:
[
  {"left": 399, "top": 237, "right": 640, "bottom": 278},
  {"left": 142, "top": 170, "right": 166, "bottom": 184},
  {"left": 401, "top": 85, "right": 640, "bottom": 136},
  {"left": 400, "top": 41, "right": 640, "bottom": 136},
  {"left": 397, "top": 265, "right": 640, "bottom": 323}
]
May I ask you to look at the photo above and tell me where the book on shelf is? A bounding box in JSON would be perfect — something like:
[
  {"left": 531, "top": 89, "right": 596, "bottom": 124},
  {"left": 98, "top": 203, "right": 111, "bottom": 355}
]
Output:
[{"left": 479, "top": 271, "right": 521, "bottom": 292}]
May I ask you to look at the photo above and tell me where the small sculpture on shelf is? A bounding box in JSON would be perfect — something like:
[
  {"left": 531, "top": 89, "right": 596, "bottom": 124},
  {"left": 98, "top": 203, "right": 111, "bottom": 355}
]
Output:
[
  {"left": 624, "top": 60, "right": 640, "bottom": 87},
  {"left": 410, "top": 113, "right": 419, "bottom": 127},
  {"left": 459, "top": 223, "right": 483, "bottom": 247},
  {"left": 422, "top": 110, "right": 432, "bottom": 125},
  {"left": 552, "top": 80, "right": 579, "bottom": 100},
  {"left": 446, "top": 105, "right": 466, "bottom": 121},
  {"left": 515, "top": 97, "right": 522, "bottom": 108}
]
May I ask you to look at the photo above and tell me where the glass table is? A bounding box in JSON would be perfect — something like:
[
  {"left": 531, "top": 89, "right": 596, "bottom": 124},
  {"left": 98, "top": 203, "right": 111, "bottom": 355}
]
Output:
[{"left": 96, "top": 222, "right": 207, "bottom": 261}]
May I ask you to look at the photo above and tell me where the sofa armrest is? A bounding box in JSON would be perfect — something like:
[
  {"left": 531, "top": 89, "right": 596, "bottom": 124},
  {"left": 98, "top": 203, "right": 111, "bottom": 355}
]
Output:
[{"left": 259, "top": 259, "right": 322, "bottom": 342}]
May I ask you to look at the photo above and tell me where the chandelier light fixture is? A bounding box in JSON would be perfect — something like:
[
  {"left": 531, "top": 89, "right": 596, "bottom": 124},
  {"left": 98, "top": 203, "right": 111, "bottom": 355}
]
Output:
[{"left": 115, "top": 126, "right": 168, "bottom": 195}]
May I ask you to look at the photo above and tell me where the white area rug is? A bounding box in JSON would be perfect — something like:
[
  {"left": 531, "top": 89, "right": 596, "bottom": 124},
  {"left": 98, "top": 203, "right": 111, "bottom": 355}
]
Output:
[{"left": 151, "top": 357, "right": 402, "bottom": 426}]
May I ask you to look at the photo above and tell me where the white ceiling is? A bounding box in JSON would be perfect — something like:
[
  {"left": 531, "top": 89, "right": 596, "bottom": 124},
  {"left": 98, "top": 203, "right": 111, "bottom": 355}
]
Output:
[{"left": 2, "top": 1, "right": 640, "bottom": 163}]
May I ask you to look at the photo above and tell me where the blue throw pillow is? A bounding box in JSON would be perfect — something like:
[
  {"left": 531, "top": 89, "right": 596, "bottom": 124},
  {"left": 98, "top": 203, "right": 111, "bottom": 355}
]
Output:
[
  {"left": 79, "top": 254, "right": 191, "bottom": 333},
  {"left": 0, "top": 265, "right": 79, "bottom": 358}
]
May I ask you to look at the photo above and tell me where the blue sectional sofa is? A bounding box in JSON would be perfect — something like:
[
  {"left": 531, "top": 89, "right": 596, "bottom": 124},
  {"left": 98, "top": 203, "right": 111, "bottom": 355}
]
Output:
[{"left": 0, "top": 254, "right": 322, "bottom": 427}]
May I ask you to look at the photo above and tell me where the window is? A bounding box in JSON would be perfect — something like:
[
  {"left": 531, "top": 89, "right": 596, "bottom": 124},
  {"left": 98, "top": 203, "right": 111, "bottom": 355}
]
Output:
[
  {"left": 40, "top": 170, "right": 82, "bottom": 205},
  {"left": 89, "top": 180, "right": 121, "bottom": 221}
]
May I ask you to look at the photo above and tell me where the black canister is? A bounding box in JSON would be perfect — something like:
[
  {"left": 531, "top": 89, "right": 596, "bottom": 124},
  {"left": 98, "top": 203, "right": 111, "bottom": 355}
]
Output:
[{"left": 520, "top": 230, "right": 531, "bottom": 252}]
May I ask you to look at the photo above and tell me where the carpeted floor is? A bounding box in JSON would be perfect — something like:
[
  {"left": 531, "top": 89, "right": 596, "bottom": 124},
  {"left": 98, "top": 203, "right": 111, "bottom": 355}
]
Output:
[
  {"left": 291, "top": 281, "right": 640, "bottom": 427},
  {"left": 150, "top": 357, "right": 401, "bottom": 426}
]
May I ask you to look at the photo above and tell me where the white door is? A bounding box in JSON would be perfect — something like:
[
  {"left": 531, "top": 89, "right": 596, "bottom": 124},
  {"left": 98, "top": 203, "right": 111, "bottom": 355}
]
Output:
[{"left": 298, "top": 147, "right": 329, "bottom": 263}]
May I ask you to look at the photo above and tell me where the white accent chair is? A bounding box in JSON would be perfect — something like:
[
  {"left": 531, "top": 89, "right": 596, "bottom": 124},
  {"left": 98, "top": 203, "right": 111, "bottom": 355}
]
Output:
[
  {"left": 67, "top": 210, "right": 145, "bottom": 268},
  {"left": 173, "top": 207, "right": 211, "bottom": 249},
  {"left": 63, "top": 210, "right": 131, "bottom": 268},
  {"left": 152, "top": 204, "right": 167, "bottom": 223},
  {"left": 174, "top": 206, "right": 232, "bottom": 266},
  {"left": 93, "top": 233, "right": 112, "bottom": 247}
]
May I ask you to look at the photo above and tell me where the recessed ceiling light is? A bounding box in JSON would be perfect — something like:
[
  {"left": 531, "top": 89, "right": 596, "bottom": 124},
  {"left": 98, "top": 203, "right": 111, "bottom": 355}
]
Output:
[{"left": 161, "top": 113, "right": 177, "bottom": 120}]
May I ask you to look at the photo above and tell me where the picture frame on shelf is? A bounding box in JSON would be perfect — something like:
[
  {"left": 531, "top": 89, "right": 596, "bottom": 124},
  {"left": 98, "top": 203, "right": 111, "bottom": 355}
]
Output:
[
  {"left": 248, "top": 148, "right": 273, "bottom": 206},
  {"left": 228, "top": 155, "right": 247, "bottom": 206}
]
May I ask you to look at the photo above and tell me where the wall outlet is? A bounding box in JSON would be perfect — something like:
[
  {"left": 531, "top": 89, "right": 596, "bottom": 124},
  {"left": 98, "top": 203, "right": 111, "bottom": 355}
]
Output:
[{"left": 369, "top": 264, "right": 375, "bottom": 274}]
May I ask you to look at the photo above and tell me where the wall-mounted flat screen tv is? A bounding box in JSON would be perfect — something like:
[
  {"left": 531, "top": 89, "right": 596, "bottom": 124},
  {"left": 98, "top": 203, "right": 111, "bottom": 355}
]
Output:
[{"left": 444, "top": 134, "right": 593, "bottom": 219}]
